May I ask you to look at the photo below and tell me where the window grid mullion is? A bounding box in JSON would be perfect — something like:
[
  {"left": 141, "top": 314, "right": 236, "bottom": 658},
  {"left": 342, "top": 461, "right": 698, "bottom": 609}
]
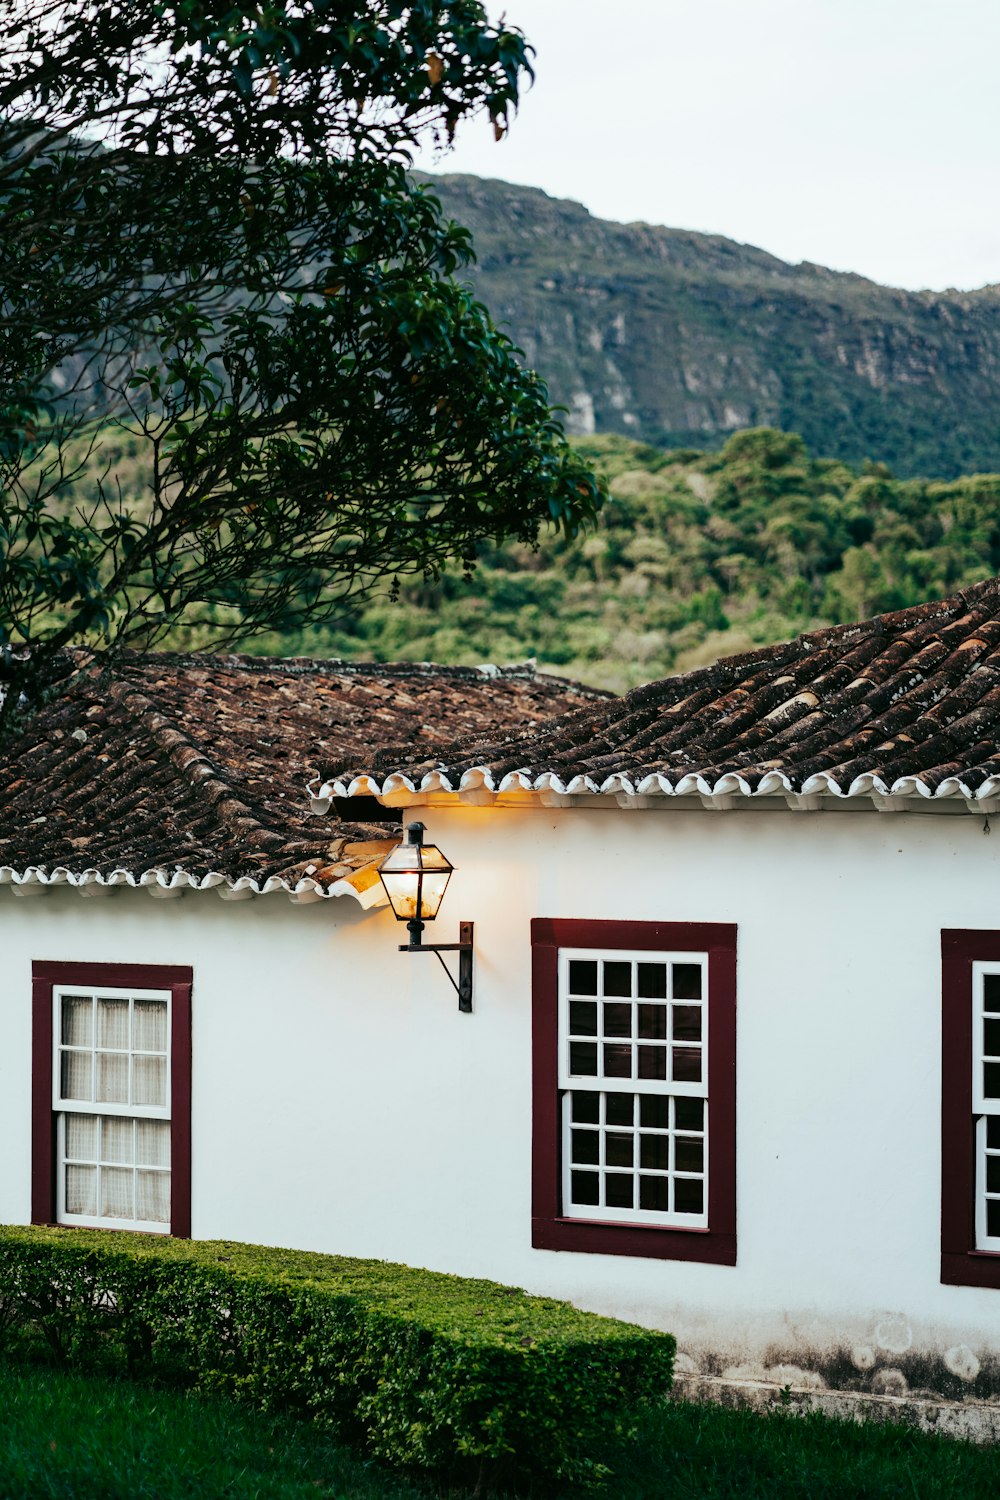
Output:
[
  {"left": 53, "top": 985, "right": 172, "bottom": 1233},
  {"left": 973, "top": 964, "right": 1000, "bottom": 1249},
  {"left": 559, "top": 947, "right": 708, "bottom": 1230}
]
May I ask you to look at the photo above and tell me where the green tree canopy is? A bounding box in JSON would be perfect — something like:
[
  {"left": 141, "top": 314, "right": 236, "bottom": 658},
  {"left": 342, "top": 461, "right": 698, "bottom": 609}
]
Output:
[{"left": 0, "top": 1, "right": 602, "bottom": 707}]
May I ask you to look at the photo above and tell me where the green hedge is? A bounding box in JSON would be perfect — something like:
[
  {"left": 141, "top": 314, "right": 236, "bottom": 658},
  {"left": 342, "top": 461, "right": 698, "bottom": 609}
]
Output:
[{"left": 0, "top": 1226, "right": 675, "bottom": 1490}]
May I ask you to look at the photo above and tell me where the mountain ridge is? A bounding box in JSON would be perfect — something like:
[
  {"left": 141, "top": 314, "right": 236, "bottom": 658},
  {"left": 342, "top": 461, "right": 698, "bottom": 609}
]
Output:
[{"left": 421, "top": 172, "right": 1000, "bottom": 479}]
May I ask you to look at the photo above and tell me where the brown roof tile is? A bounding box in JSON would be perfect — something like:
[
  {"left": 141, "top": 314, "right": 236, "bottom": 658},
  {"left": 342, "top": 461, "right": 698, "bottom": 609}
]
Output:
[
  {"left": 324, "top": 578, "right": 1000, "bottom": 806},
  {"left": 0, "top": 653, "right": 604, "bottom": 894}
]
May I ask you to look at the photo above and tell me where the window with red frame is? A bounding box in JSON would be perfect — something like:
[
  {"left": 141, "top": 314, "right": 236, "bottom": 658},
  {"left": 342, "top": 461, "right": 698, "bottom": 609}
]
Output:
[
  {"left": 942, "top": 930, "right": 1000, "bottom": 1287},
  {"left": 531, "top": 919, "right": 736, "bottom": 1265},
  {"left": 32, "top": 961, "right": 192, "bottom": 1237}
]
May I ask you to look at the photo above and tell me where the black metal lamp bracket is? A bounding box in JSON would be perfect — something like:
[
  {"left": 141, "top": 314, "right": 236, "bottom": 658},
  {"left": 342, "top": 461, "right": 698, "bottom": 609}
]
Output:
[{"left": 399, "top": 921, "right": 474, "bottom": 1013}]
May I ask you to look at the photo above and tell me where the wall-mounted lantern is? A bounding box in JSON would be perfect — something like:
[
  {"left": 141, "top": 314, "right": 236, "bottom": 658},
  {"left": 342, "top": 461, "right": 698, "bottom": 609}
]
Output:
[{"left": 377, "top": 822, "right": 473, "bottom": 1012}]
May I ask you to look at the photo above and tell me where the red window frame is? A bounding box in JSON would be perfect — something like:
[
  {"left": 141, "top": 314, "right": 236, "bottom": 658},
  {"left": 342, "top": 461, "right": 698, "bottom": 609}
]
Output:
[
  {"left": 941, "top": 929, "right": 1000, "bottom": 1288},
  {"left": 531, "top": 919, "right": 736, "bottom": 1265},
  {"left": 32, "top": 961, "right": 193, "bottom": 1238}
]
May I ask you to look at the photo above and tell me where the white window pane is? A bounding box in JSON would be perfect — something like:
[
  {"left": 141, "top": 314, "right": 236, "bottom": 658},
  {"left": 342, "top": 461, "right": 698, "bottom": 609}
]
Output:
[
  {"left": 137, "top": 1171, "right": 170, "bottom": 1224},
  {"left": 101, "top": 1166, "right": 134, "bottom": 1219},
  {"left": 60, "top": 1051, "right": 92, "bottom": 1101},
  {"left": 96, "top": 1052, "right": 128, "bottom": 1104},
  {"left": 133, "top": 1055, "right": 166, "bottom": 1108},
  {"left": 136, "top": 1119, "right": 171, "bottom": 1168},
  {"left": 96, "top": 998, "right": 129, "bottom": 1049},
  {"left": 66, "top": 1164, "right": 97, "bottom": 1216},
  {"left": 65, "top": 1114, "right": 97, "bottom": 1161},
  {"left": 133, "top": 999, "right": 167, "bottom": 1053},
  {"left": 101, "top": 1117, "right": 134, "bottom": 1165},
  {"left": 61, "top": 997, "right": 93, "bottom": 1047}
]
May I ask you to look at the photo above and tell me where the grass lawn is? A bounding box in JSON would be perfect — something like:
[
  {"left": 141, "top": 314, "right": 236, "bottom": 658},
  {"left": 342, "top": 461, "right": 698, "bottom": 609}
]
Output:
[
  {"left": 2, "top": 1361, "right": 1000, "bottom": 1499},
  {"left": 0, "top": 1363, "right": 426, "bottom": 1500}
]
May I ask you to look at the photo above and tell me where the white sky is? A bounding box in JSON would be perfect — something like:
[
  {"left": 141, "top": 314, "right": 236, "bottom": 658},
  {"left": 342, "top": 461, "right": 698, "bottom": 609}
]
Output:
[{"left": 410, "top": 0, "right": 1000, "bottom": 292}]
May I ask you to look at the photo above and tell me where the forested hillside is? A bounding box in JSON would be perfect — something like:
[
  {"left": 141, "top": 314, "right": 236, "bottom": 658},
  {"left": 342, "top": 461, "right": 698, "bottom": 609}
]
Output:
[
  {"left": 233, "top": 428, "right": 1000, "bottom": 692},
  {"left": 425, "top": 173, "right": 1000, "bottom": 480}
]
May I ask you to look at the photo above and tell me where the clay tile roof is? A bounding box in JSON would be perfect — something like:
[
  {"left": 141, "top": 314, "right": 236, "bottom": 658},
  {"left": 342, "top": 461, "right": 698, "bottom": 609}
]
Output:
[
  {"left": 324, "top": 577, "right": 1000, "bottom": 807},
  {"left": 0, "top": 652, "right": 605, "bottom": 897}
]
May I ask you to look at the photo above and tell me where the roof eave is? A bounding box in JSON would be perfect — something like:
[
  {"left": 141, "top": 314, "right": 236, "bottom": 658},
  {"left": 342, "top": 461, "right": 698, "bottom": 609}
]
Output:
[
  {"left": 320, "top": 767, "right": 1000, "bottom": 815},
  {"left": 0, "top": 859, "right": 392, "bottom": 906}
]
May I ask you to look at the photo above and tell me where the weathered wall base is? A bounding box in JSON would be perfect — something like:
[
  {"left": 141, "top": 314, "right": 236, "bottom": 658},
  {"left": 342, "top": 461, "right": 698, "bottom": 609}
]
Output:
[
  {"left": 673, "top": 1371, "right": 1000, "bottom": 1445},
  {"left": 668, "top": 1330, "right": 1000, "bottom": 1406}
]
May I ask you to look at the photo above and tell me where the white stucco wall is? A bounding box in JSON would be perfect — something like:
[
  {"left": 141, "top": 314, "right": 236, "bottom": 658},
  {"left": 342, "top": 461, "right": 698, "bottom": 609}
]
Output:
[{"left": 2, "top": 801, "right": 1000, "bottom": 1388}]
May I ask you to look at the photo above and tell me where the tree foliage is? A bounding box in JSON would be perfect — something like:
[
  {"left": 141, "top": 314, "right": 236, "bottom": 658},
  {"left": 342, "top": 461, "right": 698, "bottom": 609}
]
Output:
[
  {"left": 235, "top": 427, "right": 998, "bottom": 692},
  {"left": 0, "top": 2, "right": 602, "bottom": 704}
]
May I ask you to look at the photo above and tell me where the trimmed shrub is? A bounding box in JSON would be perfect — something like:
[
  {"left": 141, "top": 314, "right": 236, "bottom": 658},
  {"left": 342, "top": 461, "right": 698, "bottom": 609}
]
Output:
[{"left": 0, "top": 1226, "right": 675, "bottom": 1489}]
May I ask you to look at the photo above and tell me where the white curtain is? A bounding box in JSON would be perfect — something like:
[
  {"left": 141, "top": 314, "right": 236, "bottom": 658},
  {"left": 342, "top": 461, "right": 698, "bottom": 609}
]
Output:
[
  {"left": 65, "top": 1114, "right": 96, "bottom": 1161},
  {"left": 61, "top": 996, "right": 92, "bottom": 1047},
  {"left": 101, "top": 1166, "right": 133, "bottom": 1218},
  {"left": 96, "top": 997, "right": 129, "bottom": 1048},
  {"left": 61, "top": 1052, "right": 92, "bottom": 1101},
  {"left": 66, "top": 1164, "right": 96, "bottom": 1216},
  {"left": 137, "top": 1170, "right": 170, "bottom": 1224},
  {"left": 133, "top": 1000, "right": 167, "bottom": 1052},
  {"left": 96, "top": 1052, "right": 128, "bottom": 1104},
  {"left": 102, "top": 1116, "right": 133, "bottom": 1165},
  {"left": 136, "top": 1119, "right": 170, "bottom": 1168},
  {"left": 133, "top": 1056, "right": 166, "bottom": 1107},
  {"left": 57, "top": 992, "right": 172, "bottom": 1226}
]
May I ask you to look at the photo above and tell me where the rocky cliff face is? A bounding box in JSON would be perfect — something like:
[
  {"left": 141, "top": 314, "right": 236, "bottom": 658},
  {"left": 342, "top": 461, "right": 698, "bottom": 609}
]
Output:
[{"left": 426, "top": 173, "right": 1000, "bottom": 479}]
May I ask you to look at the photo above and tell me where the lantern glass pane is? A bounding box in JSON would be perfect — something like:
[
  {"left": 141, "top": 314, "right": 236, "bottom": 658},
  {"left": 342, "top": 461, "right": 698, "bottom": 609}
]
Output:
[
  {"left": 378, "top": 845, "right": 423, "bottom": 875},
  {"left": 379, "top": 869, "right": 422, "bottom": 920},
  {"left": 415, "top": 844, "right": 451, "bottom": 871},
  {"left": 415, "top": 866, "right": 451, "bottom": 919},
  {"left": 378, "top": 840, "right": 453, "bottom": 921}
]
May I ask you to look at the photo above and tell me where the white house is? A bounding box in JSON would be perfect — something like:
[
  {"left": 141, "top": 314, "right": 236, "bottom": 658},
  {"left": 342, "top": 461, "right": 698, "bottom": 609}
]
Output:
[
  {"left": 0, "top": 649, "right": 597, "bottom": 1232},
  {"left": 4, "top": 582, "right": 1000, "bottom": 1406}
]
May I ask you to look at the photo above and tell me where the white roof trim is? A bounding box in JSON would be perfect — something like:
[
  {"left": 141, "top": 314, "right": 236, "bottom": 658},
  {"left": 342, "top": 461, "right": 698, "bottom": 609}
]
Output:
[
  {"left": 0, "top": 863, "right": 386, "bottom": 906},
  {"left": 311, "top": 764, "right": 1000, "bottom": 811}
]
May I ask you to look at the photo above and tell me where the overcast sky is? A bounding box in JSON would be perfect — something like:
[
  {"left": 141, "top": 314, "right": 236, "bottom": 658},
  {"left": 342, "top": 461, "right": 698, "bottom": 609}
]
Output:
[{"left": 409, "top": 0, "right": 1000, "bottom": 292}]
